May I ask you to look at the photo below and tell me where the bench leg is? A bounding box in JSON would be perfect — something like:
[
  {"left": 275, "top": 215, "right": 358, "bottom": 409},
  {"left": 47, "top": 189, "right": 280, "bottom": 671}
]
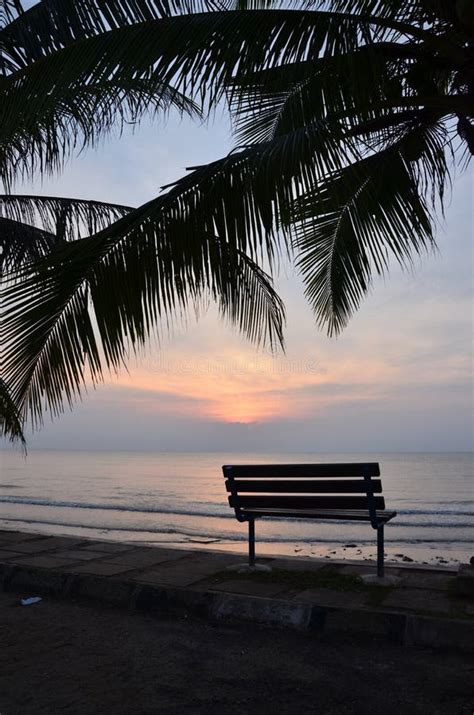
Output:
[
  {"left": 248, "top": 518, "right": 256, "bottom": 567},
  {"left": 377, "top": 525, "right": 384, "bottom": 577}
]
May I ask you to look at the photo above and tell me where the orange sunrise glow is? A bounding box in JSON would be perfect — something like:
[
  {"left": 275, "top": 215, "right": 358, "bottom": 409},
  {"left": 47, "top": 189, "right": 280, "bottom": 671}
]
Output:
[{"left": 111, "top": 338, "right": 413, "bottom": 425}]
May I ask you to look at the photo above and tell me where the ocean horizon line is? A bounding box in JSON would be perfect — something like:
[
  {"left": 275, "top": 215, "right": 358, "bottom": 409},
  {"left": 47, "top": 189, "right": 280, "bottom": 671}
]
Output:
[{"left": 2, "top": 447, "right": 473, "bottom": 456}]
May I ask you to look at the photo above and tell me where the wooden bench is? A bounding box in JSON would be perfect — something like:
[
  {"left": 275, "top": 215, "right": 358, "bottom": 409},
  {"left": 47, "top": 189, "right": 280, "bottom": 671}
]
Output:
[{"left": 223, "top": 462, "right": 396, "bottom": 577}]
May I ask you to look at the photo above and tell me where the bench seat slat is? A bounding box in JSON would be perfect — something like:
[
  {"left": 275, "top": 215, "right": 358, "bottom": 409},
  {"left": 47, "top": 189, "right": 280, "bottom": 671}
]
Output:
[
  {"left": 226, "top": 479, "right": 382, "bottom": 494},
  {"left": 230, "top": 495, "right": 385, "bottom": 510},
  {"left": 223, "top": 463, "right": 380, "bottom": 478},
  {"left": 241, "top": 508, "right": 397, "bottom": 523}
]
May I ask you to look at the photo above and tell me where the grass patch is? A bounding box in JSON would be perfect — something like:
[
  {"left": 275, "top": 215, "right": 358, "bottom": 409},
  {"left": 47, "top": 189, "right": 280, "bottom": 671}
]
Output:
[
  {"left": 211, "top": 566, "right": 392, "bottom": 602},
  {"left": 366, "top": 585, "right": 393, "bottom": 607}
]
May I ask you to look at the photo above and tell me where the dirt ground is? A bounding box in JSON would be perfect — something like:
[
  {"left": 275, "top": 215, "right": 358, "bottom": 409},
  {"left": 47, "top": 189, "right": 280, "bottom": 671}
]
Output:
[{"left": 1, "top": 591, "right": 473, "bottom": 714}]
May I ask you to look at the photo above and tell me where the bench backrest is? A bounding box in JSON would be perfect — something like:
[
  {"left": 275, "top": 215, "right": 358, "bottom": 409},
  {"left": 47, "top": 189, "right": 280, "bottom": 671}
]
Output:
[{"left": 222, "top": 463, "right": 383, "bottom": 525}]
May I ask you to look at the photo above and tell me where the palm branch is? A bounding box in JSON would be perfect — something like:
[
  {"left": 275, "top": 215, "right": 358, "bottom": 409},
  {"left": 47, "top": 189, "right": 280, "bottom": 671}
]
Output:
[
  {"left": 4, "top": 4, "right": 468, "bottom": 184},
  {"left": 1, "top": 186, "right": 285, "bottom": 427},
  {"left": 294, "top": 145, "right": 437, "bottom": 335},
  {"left": 0, "top": 194, "right": 130, "bottom": 239},
  {"left": 0, "top": 194, "right": 132, "bottom": 270},
  {"left": 0, "top": 376, "right": 26, "bottom": 448}
]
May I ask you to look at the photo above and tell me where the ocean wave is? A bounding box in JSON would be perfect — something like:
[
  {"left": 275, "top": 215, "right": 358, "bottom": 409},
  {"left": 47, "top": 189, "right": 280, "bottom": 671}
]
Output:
[
  {"left": 0, "top": 495, "right": 230, "bottom": 518},
  {"left": 0, "top": 515, "right": 472, "bottom": 545},
  {"left": 0, "top": 495, "right": 474, "bottom": 531},
  {"left": 1, "top": 494, "right": 473, "bottom": 520}
]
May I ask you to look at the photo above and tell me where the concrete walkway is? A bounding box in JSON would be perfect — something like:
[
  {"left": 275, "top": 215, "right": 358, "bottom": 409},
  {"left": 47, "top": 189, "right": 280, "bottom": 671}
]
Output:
[{"left": 1, "top": 530, "right": 472, "bottom": 652}]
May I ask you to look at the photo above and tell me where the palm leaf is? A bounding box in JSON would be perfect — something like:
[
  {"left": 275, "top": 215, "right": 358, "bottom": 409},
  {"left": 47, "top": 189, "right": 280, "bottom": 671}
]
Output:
[
  {"left": 0, "top": 194, "right": 131, "bottom": 240},
  {"left": 1, "top": 1, "right": 24, "bottom": 75},
  {"left": 388, "top": 115, "right": 452, "bottom": 209},
  {"left": 0, "top": 376, "right": 26, "bottom": 448},
  {"left": 229, "top": 42, "right": 407, "bottom": 145},
  {"left": 2, "top": 181, "right": 286, "bottom": 424},
  {"left": 1, "top": 71, "right": 200, "bottom": 185},
  {"left": 0, "top": 194, "right": 134, "bottom": 270},
  {"left": 316, "top": 1, "right": 417, "bottom": 21},
  {"left": 0, "top": 216, "right": 59, "bottom": 270},
  {"left": 293, "top": 114, "right": 450, "bottom": 335},
  {"left": 321, "top": 0, "right": 459, "bottom": 26},
  {"left": 1, "top": 0, "right": 424, "bottom": 72},
  {"left": 0, "top": 1, "right": 23, "bottom": 26},
  {"left": 2, "top": 7, "right": 441, "bottom": 183},
  {"left": 0, "top": 0, "right": 228, "bottom": 69},
  {"left": 228, "top": 5, "right": 464, "bottom": 150},
  {"left": 294, "top": 147, "right": 436, "bottom": 335}
]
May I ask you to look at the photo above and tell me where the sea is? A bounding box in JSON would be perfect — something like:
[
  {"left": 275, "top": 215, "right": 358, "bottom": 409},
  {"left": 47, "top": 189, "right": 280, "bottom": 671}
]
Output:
[{"left": 0, "top": 450, "right": 472, "bottom": 566}]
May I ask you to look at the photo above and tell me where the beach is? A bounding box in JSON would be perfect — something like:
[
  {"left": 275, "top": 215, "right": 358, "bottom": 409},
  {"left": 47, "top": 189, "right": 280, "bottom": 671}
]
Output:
[{"left": 1, "top": 450, "right": 472, "bottom": 567}]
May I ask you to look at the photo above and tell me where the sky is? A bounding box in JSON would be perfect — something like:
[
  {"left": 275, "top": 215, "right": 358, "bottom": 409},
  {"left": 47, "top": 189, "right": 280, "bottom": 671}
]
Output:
[{"left": 6, "top": 3, "right": 474, "bottom": 453}]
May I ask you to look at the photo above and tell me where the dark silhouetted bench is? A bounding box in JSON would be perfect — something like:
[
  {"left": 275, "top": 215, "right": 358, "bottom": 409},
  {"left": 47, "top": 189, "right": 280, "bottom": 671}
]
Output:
[{"left": 223, "top": 462, "right": 396, "bottom": 577}]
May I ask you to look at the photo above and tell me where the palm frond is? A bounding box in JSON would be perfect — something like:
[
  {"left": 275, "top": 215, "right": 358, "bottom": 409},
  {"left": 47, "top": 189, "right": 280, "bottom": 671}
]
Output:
[
  {"left": 0, "top": 1, "right": 23, "bottom": 75},
  {"left": 389, "top": 115, "right": 452, "bottom": 211},
  {"left": 0, "top": 194, "right": 133, "bottom": 270},
  {"left": 2, "top": 7, "right": 442, "bottom": 183},
  {"left": 318, "top": 0, "right": 460, "bottom": 28},
  {"left": 0, "top": 194, "right": 131, "bottom": 241},
  {"left": 314, "top": 1, "right": 419, "bottom": 21},
  {"left": 0, "top": 376, "right": 26, "bottom": 448},
  {"left": 292, "top": 112, "right": 451, "bottom": 336},
  {"left": 229, "top": 61, "right": 323, "bottom": 144},
  {"left": 2, "top": 0, "right": 428, "bottom": 73},
  {"left": 294, "top": 147, "right": 436, "bottom": 335},
  {"left": 0, "top": 217, "right": 58, "bottom": 270},
  {"left": 0, "top": 0, "right": 227, "bottom": 70},
  {"left": 8, "top": 116, "right": 354, "bottom": 286},
  {"left": 228, "top": 6, "right": 466, "bottom": 152},
  {"left": 0, "top": 1, "right": 23, "bottom": 27},
  {"left": 2, "top": 177, "right": 286, "bottom": 424},
  {"left": 156, "top": 121, "right": 355, "bottom": 264},
  {"left": 1, "top": 70, "right": 200, "bottom": 185},
  {"left": 229, "top": 42, "right": 406, "bottom": 145}
]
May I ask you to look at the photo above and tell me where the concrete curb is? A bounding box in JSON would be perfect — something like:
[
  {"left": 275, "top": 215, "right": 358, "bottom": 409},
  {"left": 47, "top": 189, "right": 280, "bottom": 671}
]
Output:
[
  {"left": 1, "top": 563, "right": 472, "bottom": 654},
  {"left": 211, "top": 591, "right": 326, "bottom": 631}
]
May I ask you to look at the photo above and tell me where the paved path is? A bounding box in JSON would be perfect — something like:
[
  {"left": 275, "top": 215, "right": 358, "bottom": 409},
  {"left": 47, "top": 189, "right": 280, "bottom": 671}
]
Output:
[
  {"left": 0, "top": 530, "right": 472, "bottom": 652},
  {"left": 0, "top": 529, "right": 466, "bottom": 610}
]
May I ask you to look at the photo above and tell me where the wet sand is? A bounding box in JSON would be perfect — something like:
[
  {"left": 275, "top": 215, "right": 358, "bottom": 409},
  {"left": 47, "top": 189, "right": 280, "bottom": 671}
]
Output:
[
  {"left": 190, "top": 539, "right": 470, "bottom": 568},
  {"left": 5, "top": 521, "right": 471, "bottom": 568}
]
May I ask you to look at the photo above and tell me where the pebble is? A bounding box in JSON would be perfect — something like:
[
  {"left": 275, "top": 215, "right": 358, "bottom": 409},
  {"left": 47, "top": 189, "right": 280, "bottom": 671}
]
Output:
[{"left": 402, "top": 556, "right": 414, "bottom": 562}]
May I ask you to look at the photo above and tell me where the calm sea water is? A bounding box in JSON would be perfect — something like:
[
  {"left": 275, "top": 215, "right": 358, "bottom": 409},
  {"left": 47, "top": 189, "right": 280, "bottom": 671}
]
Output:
[{"left": 0, "top": 450, "right": 472, "bottom": 564}]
